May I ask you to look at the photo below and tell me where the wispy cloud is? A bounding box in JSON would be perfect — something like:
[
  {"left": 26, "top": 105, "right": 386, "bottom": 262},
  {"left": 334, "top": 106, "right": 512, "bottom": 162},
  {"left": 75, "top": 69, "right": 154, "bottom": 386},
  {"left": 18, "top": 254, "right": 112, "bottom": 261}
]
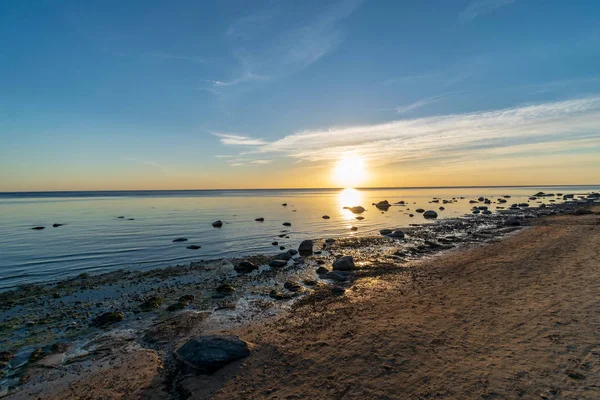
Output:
[
  {"left": 212, "top": 0, "right": 364, "bottom": 92},
  {"left": 459, "top": 0, "right": 517, "bottom": 21},
  {"left": 396, "top": 94, "right": 454, "bottom": 114},
  {"left": 213, "top": 133, "right": 268, "bottom": 146},
  {"left": 250, "top": 159, "right": 272, "bottom": 165},
  {"left": 219, "top": 96, "right": 600, "bottom": 169}
]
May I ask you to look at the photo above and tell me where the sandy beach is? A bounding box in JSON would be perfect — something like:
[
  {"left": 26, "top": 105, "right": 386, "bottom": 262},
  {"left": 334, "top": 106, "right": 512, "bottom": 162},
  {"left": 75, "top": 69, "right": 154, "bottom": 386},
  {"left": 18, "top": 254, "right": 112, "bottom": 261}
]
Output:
[{"left": 5, "top": 204, "right": 598, "bottom": 399}]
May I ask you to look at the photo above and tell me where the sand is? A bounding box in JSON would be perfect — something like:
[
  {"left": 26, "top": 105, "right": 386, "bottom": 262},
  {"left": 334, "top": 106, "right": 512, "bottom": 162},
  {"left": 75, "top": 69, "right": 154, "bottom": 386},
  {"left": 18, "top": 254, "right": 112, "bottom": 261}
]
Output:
[{"left": 8, "top": 207, "right": 600, "bottom": 399}]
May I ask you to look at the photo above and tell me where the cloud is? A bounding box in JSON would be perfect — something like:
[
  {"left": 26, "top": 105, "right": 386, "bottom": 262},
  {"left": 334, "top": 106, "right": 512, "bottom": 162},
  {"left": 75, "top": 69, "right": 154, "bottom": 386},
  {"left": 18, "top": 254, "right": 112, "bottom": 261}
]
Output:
[
  {"left": 459, "top": 0, "right": 517, "bottom": 21},
  {"left": 213, "top": 133, "right": 268, "bottom": 146},
  {"left": 222, "top": 96, "right": 600, "bottom": 169},
  {"left": 215, "top": 0, "right": 364, "bottom": 89},
  {"left": 396, "top": 94, "right": 454, "bottom": 114},
  {"left": 250, "top": 159, "right": 272, "bottom": 165}
]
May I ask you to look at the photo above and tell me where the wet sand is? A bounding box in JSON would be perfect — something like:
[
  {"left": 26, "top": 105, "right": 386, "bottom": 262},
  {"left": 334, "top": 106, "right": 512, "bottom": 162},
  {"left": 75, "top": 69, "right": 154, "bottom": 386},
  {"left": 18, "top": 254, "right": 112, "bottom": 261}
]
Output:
[{"left": 7, "top": 205, "right": 599, "bottom": 399}]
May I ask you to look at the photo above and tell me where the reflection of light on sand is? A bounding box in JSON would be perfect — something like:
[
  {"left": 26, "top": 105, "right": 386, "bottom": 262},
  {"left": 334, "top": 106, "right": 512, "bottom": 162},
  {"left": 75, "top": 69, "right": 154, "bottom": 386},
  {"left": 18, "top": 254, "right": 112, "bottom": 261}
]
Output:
[{"left": 338, "top": 188, "right": 363, "bottom": 221}]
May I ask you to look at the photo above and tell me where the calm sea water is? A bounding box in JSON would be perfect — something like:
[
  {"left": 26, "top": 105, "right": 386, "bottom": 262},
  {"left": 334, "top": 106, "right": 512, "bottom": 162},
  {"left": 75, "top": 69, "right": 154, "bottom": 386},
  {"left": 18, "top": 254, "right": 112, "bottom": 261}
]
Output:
[{"left": 0, "top": 186, "right": 598, "bottom": 290}]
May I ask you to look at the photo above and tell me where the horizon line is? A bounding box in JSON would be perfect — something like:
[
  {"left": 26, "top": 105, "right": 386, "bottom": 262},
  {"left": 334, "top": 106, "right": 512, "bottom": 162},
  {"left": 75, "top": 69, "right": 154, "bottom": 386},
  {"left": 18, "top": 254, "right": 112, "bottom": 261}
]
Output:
[{"left": 1, "top": 184, "right": 600, "bottom": 194}]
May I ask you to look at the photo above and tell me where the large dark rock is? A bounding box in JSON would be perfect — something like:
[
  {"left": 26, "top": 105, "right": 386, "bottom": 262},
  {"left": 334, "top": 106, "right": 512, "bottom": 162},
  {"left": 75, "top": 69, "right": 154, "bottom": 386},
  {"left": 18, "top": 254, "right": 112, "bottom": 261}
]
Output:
[
  {"left": 174, "top": 335, "right": 250, "bottom": 374},
  {"left": 325, "top": 271, "right": 352, "bottom": 282},
  {"left": 234, "top": 261, "right": 258, "bottom": 273},
  {"left": 276, "top": 252, "right": 292, "bottom": 261},
  {"left": 298, "top": 240, "right": 314, "bottom": 255},
  {"left": 423, "top": 210, "right": 438, "bottom": 219},
  {"left": 388, "top": 230, "right": 405, "bottom": 238},
  {"left": 375, "top": 200, "right": 391, "bottom": 210},
  {"left": 504, "top": 218, "right": 521, "bottom": 227},
  {"left": 380, "top": 229, "right": 393, "bottom": 235},
  {"left": 269, "top": 259, "right": 288, "bottom": 268},
  {"left": 332, "top": 256, "right": 355, "bottom": 271}
]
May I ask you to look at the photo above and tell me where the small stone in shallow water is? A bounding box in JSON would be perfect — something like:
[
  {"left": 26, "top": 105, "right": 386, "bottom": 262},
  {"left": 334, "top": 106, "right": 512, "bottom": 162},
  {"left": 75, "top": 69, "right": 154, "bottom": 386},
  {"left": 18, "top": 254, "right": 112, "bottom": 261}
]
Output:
[
  {"left": 282, "top": 222, "right": 292, "bottom": 226},
  {"left": 350, "top": 226, "right": 358, "bottom": 231},
  {"left": 356, "top": 216, "right": 365, "bottom": 220},
  {"left": 350, "top": 206, "right": 366, "bottom": 214},
  {"left": 423, "top": 210, "right": 438, "bottom": 219},
  {"left": 287, "top": 249, "right": 298, "bottom": 256},
  {"left": 255, "top": 217, "right": 265, "bottom": 222},
  {"left": 271, "top": 241, "right": 279, "bottom": 246},
  {"left": 140, "top": 296, "right": 163, "bottom": 311},
  {"left": 416, "top": 209, "right": 425, "bottom": 213},
  {"left": 212, "top": 220, "right": 223, "bottom": 228},
  {"left": 172, "top": 238, "right": 188, "bottom": 242},
  {"left": 322, "top": 215, "right": 330, "bottom": 219},
  {"left": 186, "top": 245, "right": 201, "bottom": 250},
  {"left": 174, "top": 335, "right": 250, "bottom": 374},
  {"left": 31, "top": 226, "right": 45, "bottom": 230},
  {"left": 282, "top": 203, "right": 287, "bottom": 206},
  {"left": 52, "top": 223, "right": 64, "bottom": 228}
]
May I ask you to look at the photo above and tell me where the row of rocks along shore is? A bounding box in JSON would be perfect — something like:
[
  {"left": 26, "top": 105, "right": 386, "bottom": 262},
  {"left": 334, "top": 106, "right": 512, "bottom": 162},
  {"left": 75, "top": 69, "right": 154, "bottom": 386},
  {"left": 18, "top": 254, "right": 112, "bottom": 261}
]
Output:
[{"left": 1, "top": 191, "right": 599, "bottom": 396}]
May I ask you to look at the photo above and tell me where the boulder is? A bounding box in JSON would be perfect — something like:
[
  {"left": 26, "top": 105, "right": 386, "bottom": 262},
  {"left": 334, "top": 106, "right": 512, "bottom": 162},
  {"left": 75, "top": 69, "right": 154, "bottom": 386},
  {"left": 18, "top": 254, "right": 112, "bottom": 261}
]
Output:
[
  {"left": 298, "top": 240, "right": 314, "bottom": 255},
  {"left": 287, "top": 249, "right": 299, "bottom": 256},
  {"left": 504, "top": 218, "right": 521, "bottom": 227},
  {"left": 325, "top": 271, "right": 352, "bottom": 282},
  {"left": 234, "top": 261, "right": 258, "bottom": 273},
  {"left": 350, "top": 206, "right": 366, "bottom": 214},
  {"left": 380, "top": 229, "right": 393, "bottom": 235},
  {"left": 375, "top": 200, "right": 391, "bottom": 210},
  {"left": 212, "top": 220, "right": 223, "bottom": 228},
  {"left": 174, "top": 335, "right": 250, "bottom": 374},
  {"left": 423, "top": 210, "right": 438, "bottom": 219},
  {"left": 332, "top": 256, "right": 355, "bottom": 271},
  {"left": 316, "top": 266, "right": 329, "bottom": 275},
  {"left": 276, "top": 252, "right": 292, "bottom": 261}
]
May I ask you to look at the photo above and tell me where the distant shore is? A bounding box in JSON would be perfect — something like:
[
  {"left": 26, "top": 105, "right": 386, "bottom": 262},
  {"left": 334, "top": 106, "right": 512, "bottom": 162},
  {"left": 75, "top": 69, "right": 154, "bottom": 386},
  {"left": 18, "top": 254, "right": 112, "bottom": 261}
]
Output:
[{"left": 1, "top": 198, "right": 599, "bottom": 399}]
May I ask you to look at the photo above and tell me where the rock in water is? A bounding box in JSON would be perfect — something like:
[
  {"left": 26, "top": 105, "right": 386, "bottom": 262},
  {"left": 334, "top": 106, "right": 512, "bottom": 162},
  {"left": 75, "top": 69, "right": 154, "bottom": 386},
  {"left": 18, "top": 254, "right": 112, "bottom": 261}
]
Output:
[
  {"left": 31, "top": 226, "right": 45, "bottom": 230},
  {"left": 333, "top": 255, "right": 355, "bottom": 271},
  {"left": 350, "top": 226, "right": 358, "bottom": 231},
  {"left": 415, "top": 208, "right": 425, "bottom": 213},
  {"left": 255, "top": 217, "right": 264, "bottom": 222},
  {"left": 504, "top": 218, "right": 521, "bottom": 227},
  {"left": 216, "top": 284, "right": 235, "bottom": 294},
  {"left": 91, "top": 311, "right": 124, "bottom": 327},
  {"left": 298, "top": 240, "right": 314, "bottom": 256},
  {"left": 322, "top": 215, "right": 330, "bottom": 219},
  {"left": 52, "top": 223, "right": 64, "bottom": 228},
  {"left": 350, "top": 206, "right": 366, "bottom": 214},
  {"left": 282, "top": 203, "right": 287, "bottom": 206},
  {"left": 388, "top": 230, "right": 405, "bottom": 238},
  {"left": 287, "top": 249, "right": 298, "bottom": 256},
  {"left": 282, "top": 222, "right": 292, "bottom": 227},
  {"left": 356, "top": 216, "right": 365, "bottom": 220},
  {"left": 174, "top": 335, "right": 250, "bottom": 374},
  {"left": 172, "top": 238, "right": 188, "bottom": 242},
  {"left": 423, "top": 210, "right": 438, "bottom": 219},
  {"left": 212, "top": 220, "right": 223, "bottom": 228},
  {"left": 234, "top": 261, "right": 257, "bottom": 273},
  {"left": 276, "top": 252, "right": 292, "bottom": 261},
  {"left": 269, "top": 259, "right": 288, "bottom": 268},
  {"left": 186, "top": 245, "right": 201, "bottom": 250}
]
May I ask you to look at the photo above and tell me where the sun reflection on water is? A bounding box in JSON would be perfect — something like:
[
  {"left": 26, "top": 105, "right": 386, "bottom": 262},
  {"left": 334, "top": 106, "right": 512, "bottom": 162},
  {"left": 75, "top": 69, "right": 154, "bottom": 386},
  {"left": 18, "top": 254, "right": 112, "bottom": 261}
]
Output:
[{"left": 338, "top": 188, "right": 364, "bottom": 221}]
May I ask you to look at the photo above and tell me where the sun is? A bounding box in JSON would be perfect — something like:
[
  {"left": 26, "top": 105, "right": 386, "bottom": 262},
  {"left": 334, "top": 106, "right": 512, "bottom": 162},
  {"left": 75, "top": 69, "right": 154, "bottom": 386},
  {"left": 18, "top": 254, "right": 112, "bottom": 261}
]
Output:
[{"left": 333, "top": 155, "right": 367, "bottom": 188}]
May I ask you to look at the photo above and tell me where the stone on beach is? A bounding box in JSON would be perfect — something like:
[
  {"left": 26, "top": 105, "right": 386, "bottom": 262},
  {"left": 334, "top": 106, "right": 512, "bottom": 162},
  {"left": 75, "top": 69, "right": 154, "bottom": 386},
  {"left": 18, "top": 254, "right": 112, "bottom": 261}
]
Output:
[
  {"left": 212, "top": 220, "right": 223, "bottom": 228},
  {"left": 234, "top": 261, "right": 258, "bottom": 273},
  {"left": 174, "top": 335, "right": 250, "bottom": 374},
  {"left": 298, "top": 240, "right": 314, "bottom": 255},
  {"left": 504, "top": 218, "right": 521, "bottom": 227},
  {"left": 388, "top": 230, "right": 405, "bottom": 238},
  {"left": 380, "top": 229, "right": 393, "bottom": 235},
  {"left": 91, "top": 311, "right": 124, "bottom": 327},
  {"left": 276, "top": 252, "right": 292, "bottom": 261},
  {"left": 140, "top": 296, "right": 163, "bottom": 311},
  {"left": 333, "top": 255, "right": 355, "bottom": 271},
  {"left": 216, "top": 283, "right": 235, "bottom": 294},
  {"left": 325, "top": 270, "right": 352, "bottom": 282},
  {"left": 269, "top": 259, "right": 288, "bottom": 268}
]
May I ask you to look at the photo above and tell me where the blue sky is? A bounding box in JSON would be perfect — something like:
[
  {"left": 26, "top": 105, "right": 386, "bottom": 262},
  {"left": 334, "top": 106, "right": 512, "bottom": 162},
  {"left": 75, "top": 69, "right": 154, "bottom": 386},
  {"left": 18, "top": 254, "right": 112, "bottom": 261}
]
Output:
[{"left": 1, "top": 0, "right": 600, "bottom": 190}]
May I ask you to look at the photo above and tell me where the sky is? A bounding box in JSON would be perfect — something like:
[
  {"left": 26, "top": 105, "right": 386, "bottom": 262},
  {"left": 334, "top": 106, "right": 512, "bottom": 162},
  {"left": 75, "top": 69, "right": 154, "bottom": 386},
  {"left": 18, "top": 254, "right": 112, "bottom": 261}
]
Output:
[{"left": 1, "top": 0, "right": 600, "bottom": 191}]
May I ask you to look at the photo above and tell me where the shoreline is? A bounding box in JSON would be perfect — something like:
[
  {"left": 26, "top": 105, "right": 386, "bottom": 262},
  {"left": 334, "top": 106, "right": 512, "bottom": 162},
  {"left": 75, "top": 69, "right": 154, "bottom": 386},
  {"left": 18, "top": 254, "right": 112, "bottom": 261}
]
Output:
[{"left": 1, "top": 195, "right": 599, "bottom": 398}]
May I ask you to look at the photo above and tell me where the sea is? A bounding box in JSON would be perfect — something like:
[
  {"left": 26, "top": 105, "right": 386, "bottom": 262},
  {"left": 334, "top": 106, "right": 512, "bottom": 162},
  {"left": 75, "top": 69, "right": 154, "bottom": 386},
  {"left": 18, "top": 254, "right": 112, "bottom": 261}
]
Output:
[{"left": 1, "top": 186, "right": 598, "bottom": 290}]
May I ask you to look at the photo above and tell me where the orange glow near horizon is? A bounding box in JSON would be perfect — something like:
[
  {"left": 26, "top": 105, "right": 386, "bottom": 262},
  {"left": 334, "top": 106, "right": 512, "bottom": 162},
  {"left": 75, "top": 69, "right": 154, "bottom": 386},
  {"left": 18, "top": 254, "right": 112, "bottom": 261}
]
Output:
[{"left": 332, "top": 155, "right": 367, "bottom": 188}]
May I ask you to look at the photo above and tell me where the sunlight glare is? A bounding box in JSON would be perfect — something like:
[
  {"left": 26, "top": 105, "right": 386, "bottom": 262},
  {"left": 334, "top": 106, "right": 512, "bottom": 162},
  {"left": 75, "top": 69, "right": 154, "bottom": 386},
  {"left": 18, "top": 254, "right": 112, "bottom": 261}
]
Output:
[{"left": 333, "top": 155, "right": 367, "bottom": 188}]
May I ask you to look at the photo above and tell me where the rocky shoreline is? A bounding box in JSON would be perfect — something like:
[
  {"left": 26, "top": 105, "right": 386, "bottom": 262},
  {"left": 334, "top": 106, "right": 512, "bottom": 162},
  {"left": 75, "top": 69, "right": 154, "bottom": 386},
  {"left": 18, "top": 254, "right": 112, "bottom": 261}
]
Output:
[{"left": 0, "top": 191, "right": 598, "bottom": 398}]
